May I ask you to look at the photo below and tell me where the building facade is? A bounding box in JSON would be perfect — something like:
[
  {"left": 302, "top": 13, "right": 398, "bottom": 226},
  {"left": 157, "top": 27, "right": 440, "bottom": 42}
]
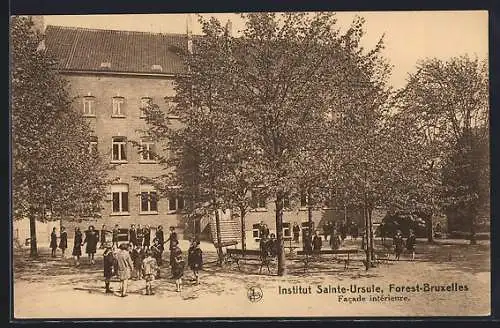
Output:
[{"left": 43, "top": 22, "right": 381, "bottom": 246}]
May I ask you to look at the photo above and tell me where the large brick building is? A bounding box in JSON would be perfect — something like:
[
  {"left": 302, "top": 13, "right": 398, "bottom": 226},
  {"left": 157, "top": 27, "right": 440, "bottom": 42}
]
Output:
[{"left": 41, "top": 20, "right": 380, "bottom": 247}]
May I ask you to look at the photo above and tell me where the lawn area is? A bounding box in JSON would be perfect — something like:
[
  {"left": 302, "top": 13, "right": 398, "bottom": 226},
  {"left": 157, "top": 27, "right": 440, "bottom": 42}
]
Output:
[{"left": 12, "top": 238, "right": 490, "bottom": 318}]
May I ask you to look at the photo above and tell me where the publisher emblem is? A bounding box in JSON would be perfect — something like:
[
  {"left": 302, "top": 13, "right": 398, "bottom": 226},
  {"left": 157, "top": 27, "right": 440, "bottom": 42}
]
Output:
[{"left": 247, "top": 286, "right": 263, "bottom": 302}]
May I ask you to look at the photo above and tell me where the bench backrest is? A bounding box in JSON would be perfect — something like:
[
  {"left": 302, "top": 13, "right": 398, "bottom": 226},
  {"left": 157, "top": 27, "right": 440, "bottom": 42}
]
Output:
[
  {"left": 297, "top": 249, "right": 358, "bottom": 255},
  {"left": 227, "top": 248, "right": 262, "bottom": 256}
]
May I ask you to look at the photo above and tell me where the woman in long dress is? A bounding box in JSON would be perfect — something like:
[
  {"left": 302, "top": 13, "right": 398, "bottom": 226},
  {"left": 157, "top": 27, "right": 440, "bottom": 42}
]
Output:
[
  {"left": 83, "top": 225, "right": 99, "bottom": 265},
  {"left": 72, "top": 227, "right": 83, "bottom": 267},
  {"left": 50, "top": 227, "right": 58, "bottom": 257},
  {"left": 58, "top": 226, "right": 68, "bottom": 258}
]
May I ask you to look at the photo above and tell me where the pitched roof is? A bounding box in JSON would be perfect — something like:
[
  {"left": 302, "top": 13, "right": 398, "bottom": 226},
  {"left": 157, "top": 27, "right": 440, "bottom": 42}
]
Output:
[{"left": 44, "top": 25, "right": 189, "bottom": 75}]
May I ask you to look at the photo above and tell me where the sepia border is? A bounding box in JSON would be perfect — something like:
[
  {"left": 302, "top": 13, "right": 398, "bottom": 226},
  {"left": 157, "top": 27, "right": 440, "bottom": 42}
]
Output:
[{"left": 7, "top": 0, "right": 499, "bottom": 325}]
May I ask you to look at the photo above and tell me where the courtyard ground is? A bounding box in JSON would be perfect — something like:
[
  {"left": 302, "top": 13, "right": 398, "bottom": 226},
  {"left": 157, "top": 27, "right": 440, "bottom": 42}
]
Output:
[{"left": 12, "top": 237, "right": 490, "bottom": 319}]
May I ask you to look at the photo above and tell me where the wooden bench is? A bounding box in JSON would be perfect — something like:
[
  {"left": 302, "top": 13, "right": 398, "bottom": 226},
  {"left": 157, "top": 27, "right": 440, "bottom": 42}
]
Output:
[
  {"left": 296, "top": 249, "right": 359, "bottom": 272},
  {"left": 226, "top": 248, "right": 275, "bottom": 274}
]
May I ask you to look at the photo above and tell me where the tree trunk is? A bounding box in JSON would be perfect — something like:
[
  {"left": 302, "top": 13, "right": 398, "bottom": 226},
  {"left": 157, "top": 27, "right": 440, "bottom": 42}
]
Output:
[
  {"left": 240, "top": 208, "right": 246, "bottom": 251},
  {"left": 275, "top": 192, "right": 285, "bottom": 276},
  {"left": 307, "top": 189, "right": 313, "bottom": 233},
  {"left": 214, "top": 207, "right": 224, "bottom": 265},
  {"left": 426, "top": 215, "right": 434, "bottom": 243},
  {"left": 470, "top": 215, "right": 477, "bottom": 245},
  {"left": 29, "top": 215, "right": 38, "bottom": 257},
  {"left": 368, "top": 207, "right": 375, "bottom": 266}
]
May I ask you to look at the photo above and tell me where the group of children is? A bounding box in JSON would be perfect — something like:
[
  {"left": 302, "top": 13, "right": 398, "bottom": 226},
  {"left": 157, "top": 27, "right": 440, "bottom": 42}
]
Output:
[
  {"left": 392, "top": 229, "right": 417, "bottom": 261},
  {"left": 101, "top": 236, "right": 203, "bottom": 297}
]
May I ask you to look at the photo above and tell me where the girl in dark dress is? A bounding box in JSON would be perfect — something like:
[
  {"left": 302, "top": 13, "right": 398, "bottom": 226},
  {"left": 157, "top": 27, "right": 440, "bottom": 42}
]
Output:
[
  {"left": 155, "top": 226, "right": 165, "bottom": 266},
  {"left": 72, "top": 227, "right": 83, "bottom": 267},
  {"left": 171, "top": 241, "right": 185, "bottom": 292},
  {"left": 83, "top": 225, "right": 99, "bottom": 265},
  {"left": 112, "top": 224, "right": 119, "bottom": 249},
  {"left": 50, "top": 227, "right": 58, "bottom": 257},
  {"left": 406, "top": 229, "right": 416, "bottom": 261},
  {"left": 143, "top": 225, "right": 151, "bottom": 249},
  {"left": 312, "top": 231, "right": 322, "bottom": 255},
  {"left": 136, "top": 224, "right": 144, "bottom": 247},
  {"left": 59, "top": 226, "right": 68, "bottom": 258},
  {"left": 187, "top": 239, "right": 203, "bottom": 284},
  {"left": 129, "top": 224, "right": 137, "bottom": 246},
  {"left": 393, "top": 230, "right": 404, "bottom": 261},
  {"left": 103, "top": 246, "right": 114, "bottom": 293}
]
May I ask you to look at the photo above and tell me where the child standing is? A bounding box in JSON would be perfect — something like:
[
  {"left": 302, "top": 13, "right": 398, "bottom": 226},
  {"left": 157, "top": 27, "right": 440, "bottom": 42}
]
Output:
[
  {"left": 171, "top": 241, "right": 184, "bottom": 292},
  {"left": 393, "top": 230, "right": 404, "bottom": 261},
  {"left": 50, "top": 227, "right": 58, "bottom": 257},
  {"left": 132, "top": 245, "right": 144, "bottom": 280},
  {"left": 59, "top": 226, "right": 68, "bottom": 258},
  {"left": 406, "top": 229, "right": 416, "bottom": 261},
  {"left": 187, "top": 238, "right": 203, "bottom": 284},
  {"left": 112, "top": 224, "right": 119, "bottom": 249},
  {"left": 72, "top": 227, "right": 83, "bottom": 267},
  {"left": 142, "top": 249, "right": 158, "bottom": 295},
  {"left": 103, "top": 246, "right": 114, "bottom": 294},
  {"left": 150, "top": 238, "right": 162, "bottom": 279},
  {"left": 115, "top": 243, "right": 134, "bottom": 297}
]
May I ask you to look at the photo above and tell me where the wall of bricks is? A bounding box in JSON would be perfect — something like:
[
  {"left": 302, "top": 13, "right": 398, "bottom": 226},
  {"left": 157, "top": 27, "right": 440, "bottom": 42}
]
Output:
[{"left": 62, "top": 72, "right": 184, "bottom": 231}]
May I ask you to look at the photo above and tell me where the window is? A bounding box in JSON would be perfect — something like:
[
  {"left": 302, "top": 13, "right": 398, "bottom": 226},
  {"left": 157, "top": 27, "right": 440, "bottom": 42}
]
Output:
[
  {"left": 251, "top": 189, "right": 266, "bottom": 209},
  {"left": 168, "top": 196, "right": 185, "bottom": 212},
  {"left": 300, "top": 191, "right": 308, "bottom": 208},
  {"left": 283, "top": 194, "right": 291, "bottom": 209},
  {"left": 140, "top": 97, "right": 152, "bottom": 118},
  {"left": 252, "top": 223, "right": 261, "bottom": 241},
  {"left": 111, "top": 184, "right": 129, "bottom": 215},
  {"left": 140, "top": 138, "right": 156, "bottom": 162},
  {"left": 112, "top": 137, "right": 127, "bottom": 162},
  {"left": 283, "top": 222, "right": 291, "bottom": 239},
  {"left": 112, "top": 97, "right": 125, "bottom": 117},
  {"left": 140, "top": 185, "right": 158, "bottom": 214},
  {"left": 89, "top": 136, "right": 98, "bottom": 155},
  {"left": 83, "top": 96, "right": 95, "bottom": 116}
]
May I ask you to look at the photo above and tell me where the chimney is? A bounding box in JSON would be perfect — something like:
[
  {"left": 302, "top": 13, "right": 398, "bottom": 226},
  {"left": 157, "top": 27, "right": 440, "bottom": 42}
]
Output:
[
  {"left": 226, "top": 19, "right": 233, "bottom": 37},
  {"left": 186, "top": 13, "right": 193, "bottom": 54},
  {"left": 29, "top": 15, "right": 45, "bottom": 33}
]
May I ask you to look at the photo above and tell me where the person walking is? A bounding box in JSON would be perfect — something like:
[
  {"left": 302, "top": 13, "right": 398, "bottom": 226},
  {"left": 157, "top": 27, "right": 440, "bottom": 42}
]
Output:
[
  {"left": 312, "top": 230, "right": 322, "bottom": 255},
  {"left": 103, "top": 246, "right": 115, "bottom": 294},
  {"left": 50, "top": 227, "right": 58, "bottom": 257},
  {"left": 142, "top": 249, "right": 158, "bottom": 295},
  {"left": 112, "top": 224, "right": 120, "bottom": 249},
  {"left": 143, "top": 225, "right": 151, "bottom": 249},
  {"left": 406, "top": 229, "right": 416, "bottom": 261},
  {"left": 115, "top": 243, "right": 134, "bottom": 297},
  {"left": 59, "top": 226, "right": 68, "bottom": 258},
  {"left": 72, "top": 227, "right": 83, "bottom": 267},
  {"left": 187, "top": 237, "right": 203, "bottom": 285},
  {"left": 137, "top": 224, "right": 144, "bottom": 248},
  {"left": 151, "top": 238, "right": 162, "bottom": 278},
  {"left": 292, "top": 222, "right": 300, "bottom": 243},
  {"left": 166, "top": 226, "right": 178, "bottom": 271},
  {"left": 129, "top": 224, "right": 137, "bottom": 247},
  {"left": 171, "top": 240, "right": 185, "bottom": 292},
  {"left": 83, "top": 225, "right": 99, "bottom": 265},
  {"left": 393, "top": 230, "right": 404, "bottom": 261},
  {"left": 155, "top": 225, "right": 165, "bottom": 265}
]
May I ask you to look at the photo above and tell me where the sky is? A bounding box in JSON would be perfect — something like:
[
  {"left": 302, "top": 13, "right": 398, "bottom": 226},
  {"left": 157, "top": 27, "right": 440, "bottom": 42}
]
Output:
[{"left": 43, "top": 11, "right": 488, "bottom": 89}]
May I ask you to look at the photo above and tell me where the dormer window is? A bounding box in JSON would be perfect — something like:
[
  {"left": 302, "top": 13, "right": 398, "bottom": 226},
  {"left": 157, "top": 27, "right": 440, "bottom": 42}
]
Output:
[
  {"left": 151, "top": 64, "right": 163, "bottom": 72},
  {"left": 83, "top": 96, "right": 96, "bottom": 117},
  {"left": 100, "top": 62, "right": 112, "bottom": 69},
  {"left": 112, "top": 96, "right": 125, "bottom": 117}
]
